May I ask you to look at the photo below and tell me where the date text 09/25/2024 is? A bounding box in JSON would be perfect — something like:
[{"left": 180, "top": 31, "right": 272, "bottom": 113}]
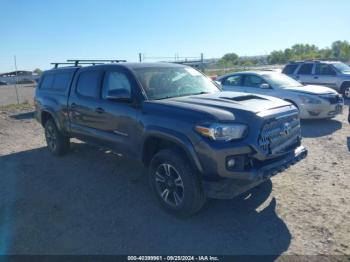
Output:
[{"left": 127, "top": 256, "right": 219, "bottom": 261}]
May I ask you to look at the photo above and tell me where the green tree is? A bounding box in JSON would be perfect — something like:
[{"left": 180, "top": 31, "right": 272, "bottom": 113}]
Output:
[
  {"left": 268, "top": 50, "right": 286, "bottom": 64},
  {"left": 33, "top": 68, "right": 43, "bottom": 75},
  {"left": 331, "top": 41, "right": 350, "bottom": 61},
  {"left": 267, "top": 41, "right": 350, "bottom": 64},
  {"left": 319, "top": 48, "right": 332, "bottom": 60},
  {"left": 219, "top": 53, "right": 239, "bottom": 67}
]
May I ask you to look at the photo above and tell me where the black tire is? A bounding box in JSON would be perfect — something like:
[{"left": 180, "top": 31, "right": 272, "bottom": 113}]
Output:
[
  {"left": 341, "top": 83, "right": 350, "bottom": 99},
  {"left": 149, "top": 149, "right": 206, "bottom": 217},
  {"left": 44, "top": 119, "right": 70, "bottom": 156}
]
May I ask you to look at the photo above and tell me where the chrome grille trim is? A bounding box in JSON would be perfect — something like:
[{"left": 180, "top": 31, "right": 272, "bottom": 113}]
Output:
[{"left": 258, "top": 113, "right": 301, "bottom": 155}]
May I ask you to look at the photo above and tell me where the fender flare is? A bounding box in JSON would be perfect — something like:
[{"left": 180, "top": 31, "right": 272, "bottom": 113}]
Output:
[
  {"left": 142, "top": 126, "right": 203, "bottom": 173},
  {"left": 40, "top": 108, "right": 63, "bottom": 132},
  {"left": 284, "top": 99, "right": 299, "bottom": 110}
]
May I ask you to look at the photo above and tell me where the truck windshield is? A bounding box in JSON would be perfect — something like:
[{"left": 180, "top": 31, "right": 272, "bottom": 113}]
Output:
[{"left": 133, "top": 67, "right": 220, "bottom": 100}]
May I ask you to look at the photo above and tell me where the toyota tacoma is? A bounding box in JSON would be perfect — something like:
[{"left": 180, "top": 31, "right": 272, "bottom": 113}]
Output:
[{"left": 35, "top": 60, "right": 307, "bottom": 216}]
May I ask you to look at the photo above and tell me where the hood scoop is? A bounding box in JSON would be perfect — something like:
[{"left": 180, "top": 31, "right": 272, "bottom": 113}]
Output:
[{"left": 220, "top": 95, "right": 267, "bottom": 102}]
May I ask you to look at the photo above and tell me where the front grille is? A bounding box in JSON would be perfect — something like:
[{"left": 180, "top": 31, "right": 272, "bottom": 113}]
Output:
[
  {"left": 319, "top": 94, "right": 342, "bottom": 104},
  {"left": 258, "top": 113, "right": 301, "bottom": 155}
]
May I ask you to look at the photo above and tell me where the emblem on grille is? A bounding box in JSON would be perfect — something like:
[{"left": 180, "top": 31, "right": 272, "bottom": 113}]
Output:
[{"left": 281, "top": 122, "right": 291, "bottom": 136}]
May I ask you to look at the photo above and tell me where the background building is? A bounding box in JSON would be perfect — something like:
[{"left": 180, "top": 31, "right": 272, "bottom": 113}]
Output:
[{"left": 0, "top": 71, "right": 39, "bottom": 85}]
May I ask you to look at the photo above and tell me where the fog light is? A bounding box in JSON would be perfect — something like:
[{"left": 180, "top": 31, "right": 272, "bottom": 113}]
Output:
[{"left": 227, "top": 158, "right": 236, "bottom": 168}]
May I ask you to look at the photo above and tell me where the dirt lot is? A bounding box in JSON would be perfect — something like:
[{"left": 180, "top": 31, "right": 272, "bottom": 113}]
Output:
[
  {"left": 0, "top": 103, "right": 349, "bottom": 257},
  {"left": 0, "top": 85, "right": 35, "bottom": 106}
]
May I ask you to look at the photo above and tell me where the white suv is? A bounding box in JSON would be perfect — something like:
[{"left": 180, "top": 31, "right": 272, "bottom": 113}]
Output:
[{"left": 282, "top": 60, "right": 350, "bottom": 99}]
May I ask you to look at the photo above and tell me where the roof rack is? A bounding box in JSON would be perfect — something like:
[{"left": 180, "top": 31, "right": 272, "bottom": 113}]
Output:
[
  {"left": 51, "top": 59, "right": 127, "bottom": 68},
  {"left": 50, "top": 62, "right": 102, "bottom": 68},
  {"left": 289, "top": 59, "right": 336, "bottom": 63}
]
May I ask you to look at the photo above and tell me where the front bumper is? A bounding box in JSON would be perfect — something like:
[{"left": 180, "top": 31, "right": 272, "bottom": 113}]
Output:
[
  {"left": 202, "top": 145, "right": 307, "bottom": 199},
  {"left": 299, "top": 101, "right": 343, "bottom": 119}
]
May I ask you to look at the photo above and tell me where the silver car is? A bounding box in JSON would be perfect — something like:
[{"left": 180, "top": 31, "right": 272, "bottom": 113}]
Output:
[
  {"left": 217, "top": 71, "right": 344, "bottom": 119},
  {"left": 282, "top": 60, "right": 350, "bottom": 99}
]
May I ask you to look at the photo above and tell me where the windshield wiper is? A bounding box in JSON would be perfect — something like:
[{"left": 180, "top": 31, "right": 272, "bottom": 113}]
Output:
[{"left": 153, "top": 95, "right": 177, "bottom": 100}]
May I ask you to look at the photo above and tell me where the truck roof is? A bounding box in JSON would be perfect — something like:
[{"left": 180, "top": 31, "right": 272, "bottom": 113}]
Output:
[{"left": 287, "top": 60, "right": 341, "bottom": 64}]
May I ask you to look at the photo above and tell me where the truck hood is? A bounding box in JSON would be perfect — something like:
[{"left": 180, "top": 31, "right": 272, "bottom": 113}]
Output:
[
  {"left": 145, "top": 91, "right": 292, "bottom": 121},
  {"left": 284, "top": 85, "right": 336, "bottom": 95}
]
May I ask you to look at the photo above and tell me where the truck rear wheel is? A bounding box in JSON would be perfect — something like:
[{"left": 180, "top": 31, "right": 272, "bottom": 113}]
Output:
[
  {"left": 149, "top": 149, "right": 206, "bottom": 217},
  {"left": 44, "top": 119, "right": 70, "bottom": 156}
]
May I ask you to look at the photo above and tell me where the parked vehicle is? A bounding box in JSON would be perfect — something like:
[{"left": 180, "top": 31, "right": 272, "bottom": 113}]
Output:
[
  {"left": 17, "top": 79, "right": 36, "bottom": 84},
  {"left": 0, "top": 81, "right": 7, "bottom": 86},
  {"left": 217, "top": 71, "right": 344, "bottom": 119},
  {"left": 35, "top": 60, "right": 307, "bottom": 216},
  {"left": 282, "top": 60, "right": 350, "bottom": 99}
]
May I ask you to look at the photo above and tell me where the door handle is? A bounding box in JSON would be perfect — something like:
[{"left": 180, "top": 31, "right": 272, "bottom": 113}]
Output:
[
  {"left": 314, "top": 76, "right": 319, "bottom": 79},
  {"left": 95, "top": 107, "right": 105, "bottom": 114},
  {"left": 295, "top": 75, "right": 300, "bottom": 79},
  {"left": 69, "top": 103, "right": 79, "bottom": 118}
]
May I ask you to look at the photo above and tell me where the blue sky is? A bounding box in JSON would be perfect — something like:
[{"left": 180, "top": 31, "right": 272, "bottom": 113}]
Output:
[{"left": 1, "top": 0, "right": 349, "bottom": 72}]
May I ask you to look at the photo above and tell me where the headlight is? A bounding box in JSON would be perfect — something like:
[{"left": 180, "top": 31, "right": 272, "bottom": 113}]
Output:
[
  {"left": 298, "top": 95, "right": 322, "bottom": 104},
  {"left": 195, "top": 123, "right": 247, "bottom": 141}
]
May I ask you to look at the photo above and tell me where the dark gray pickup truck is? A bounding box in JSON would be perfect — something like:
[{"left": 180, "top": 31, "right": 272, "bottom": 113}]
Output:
[{"left": 34, "top": 61, "right": 307, "bottom": 216}]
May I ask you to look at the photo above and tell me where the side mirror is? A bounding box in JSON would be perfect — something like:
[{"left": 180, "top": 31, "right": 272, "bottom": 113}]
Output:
[
  {"left": 106, "top": 89, "right": 132, "bottom": 102},
  {"left": 260, "top": 83, "right": 271, "bottom": 89}
]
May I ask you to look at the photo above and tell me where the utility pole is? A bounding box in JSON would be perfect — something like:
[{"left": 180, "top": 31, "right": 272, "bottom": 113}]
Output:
[
  {"left": 13, "top": 55, "right": 20, "bottom": 104},
  {"left": 139, "top": 53, "right": 142, "bottom": 62},
  {"left": 200, "top": 53, "right": 204, "bottom": 72}
]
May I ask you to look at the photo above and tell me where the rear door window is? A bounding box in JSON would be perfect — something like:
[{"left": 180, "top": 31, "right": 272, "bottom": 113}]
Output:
[
  {"left": 282, "top": 64, "right": 298, "bottom": 74},
  {"left": 76, "top": 71, "right": 102, "bottom": 98},
  {"left": 297, "top": 63, "right": 313, "bottom": 75}
]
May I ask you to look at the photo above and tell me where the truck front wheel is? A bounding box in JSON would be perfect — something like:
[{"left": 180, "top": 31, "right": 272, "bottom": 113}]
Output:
[
  {"left": 44, "top": 119, "right": 70, "bottom": 156},
  {"left": 149, "top": 149, "right": 206, "bottom": 217}
]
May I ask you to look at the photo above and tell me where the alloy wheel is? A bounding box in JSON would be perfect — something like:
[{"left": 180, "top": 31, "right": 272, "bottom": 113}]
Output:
[
  {"left": 155, "top": 163, "right": 185, "bottom": 207},
  {"left": 45, "top": 125, "right": 57, "bottom": 151},
  {"left": 344, "top": 86, "right": 350, "bottom": 99}
]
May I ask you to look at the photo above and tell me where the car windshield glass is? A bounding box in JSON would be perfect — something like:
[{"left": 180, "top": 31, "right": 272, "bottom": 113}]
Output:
[
  {"left": 133, "top": 67, "right": 220, "bottom": 100},
  {"left": 332, "top": 62, "right": 350, "bottom": 73},
  {"left": 262, "top": 73, "right": 303, "bottom": 88}
]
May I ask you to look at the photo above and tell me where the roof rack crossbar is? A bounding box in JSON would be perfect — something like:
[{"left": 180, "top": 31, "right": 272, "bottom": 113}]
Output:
[
  {"left": 51, "top": 59, "right": 127, "bottom": 68},
  {"left": 66, "top": 59, "right": 127, "bottom": 66},
  {"left": 51, "top": 62, "right": 77, "bottom": 69}
]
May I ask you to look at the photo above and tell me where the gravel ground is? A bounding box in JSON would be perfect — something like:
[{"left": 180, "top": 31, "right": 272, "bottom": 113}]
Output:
[
  {"left": 0, "top": 85, "right": 35, "bottom": 106},
  {"left": 0, "top": 104, "right": 349, "bottom": 258}
]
